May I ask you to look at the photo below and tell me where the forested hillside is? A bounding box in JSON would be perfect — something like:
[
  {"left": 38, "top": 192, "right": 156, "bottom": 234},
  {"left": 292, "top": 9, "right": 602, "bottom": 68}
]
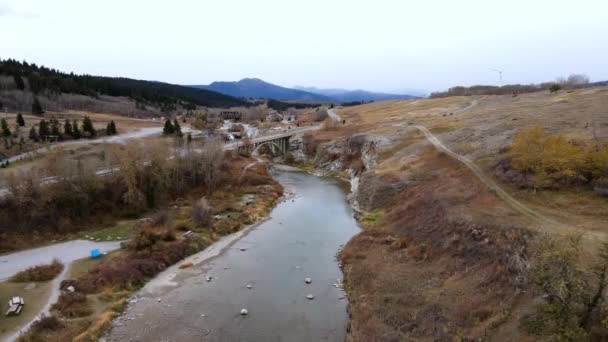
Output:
[{"left": 0, "top": 59, "right": 248, "bottom": 110}]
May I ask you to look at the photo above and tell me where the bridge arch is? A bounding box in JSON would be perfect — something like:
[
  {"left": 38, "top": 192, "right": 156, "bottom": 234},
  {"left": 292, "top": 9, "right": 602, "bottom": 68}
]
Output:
[{"left": 252, "top": 141, "right": 284, "bottom": 155}]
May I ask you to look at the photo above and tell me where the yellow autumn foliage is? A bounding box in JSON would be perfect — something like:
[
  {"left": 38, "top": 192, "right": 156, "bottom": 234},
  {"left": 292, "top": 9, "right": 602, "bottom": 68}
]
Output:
[{"left": 510, "top": 124, "right": 607, "bottom": 187}]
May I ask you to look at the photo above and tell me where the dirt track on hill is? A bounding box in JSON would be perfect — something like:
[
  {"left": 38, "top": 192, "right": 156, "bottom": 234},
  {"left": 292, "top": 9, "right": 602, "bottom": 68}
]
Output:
[{"left": 411, "top": 124, "right": 543, "bottom": 223}]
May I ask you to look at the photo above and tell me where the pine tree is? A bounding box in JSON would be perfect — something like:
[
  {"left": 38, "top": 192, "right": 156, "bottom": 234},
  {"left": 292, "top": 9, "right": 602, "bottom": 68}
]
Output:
[
  {"left": 82, "top": 116, "right": 95, "bottom": 138},
  {"left": 1, "top": 119, "right": 11, "bottom": 137},
  {"left": 38, "top": 119, "right": 49, "bottom": 139},
  {"left": 16, "top": 113, "right": 25, "bottom": 127},
  {"left": 163, "top": 119, "right": 174, "bottom": 135},
  {"left": 64, "top": 119, "right": 73, "bottom": 137},
  {"left": 29, "top": 125, "right": 39, "bottom": 142},
  {"left": 106, "top": 120, "right": 117, "bottom": 135},
  {"left": 14, "top": 75, "right": 25, "bottom": 90},
  {"left": 173, "top": 119, "right": 182, "bottom": 137},
  {"left": 72, "top": 120, "right": 81, "bottom": 139},
  {"left": 31, "top": 97, "right": 44, "bottom": 115},
  {"left": 49, "top": 118, "right": 60, "bottom": 137}
]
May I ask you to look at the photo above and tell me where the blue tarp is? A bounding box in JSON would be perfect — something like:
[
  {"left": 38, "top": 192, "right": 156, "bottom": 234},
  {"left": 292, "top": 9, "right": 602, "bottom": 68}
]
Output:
[{"left": 90, "top": 249, "right": 101, "bottom": 258}]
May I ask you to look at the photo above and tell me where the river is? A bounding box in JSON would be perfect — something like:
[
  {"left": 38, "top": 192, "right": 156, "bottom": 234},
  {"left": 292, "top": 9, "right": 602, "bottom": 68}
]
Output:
[{"left": 104, "top": 167, "right": 360, "bottom": 341}]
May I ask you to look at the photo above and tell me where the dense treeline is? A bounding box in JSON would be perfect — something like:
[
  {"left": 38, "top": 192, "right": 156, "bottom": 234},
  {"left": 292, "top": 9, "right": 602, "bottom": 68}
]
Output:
[
  {"left": 267, "top": 99, "right": 323, "bottom": 111},
  {"left": 0, "top": 59, "right": 248, "bottom": 109},
  {"left": 430, "top": 74, "right": 598, "bottom": 98}
]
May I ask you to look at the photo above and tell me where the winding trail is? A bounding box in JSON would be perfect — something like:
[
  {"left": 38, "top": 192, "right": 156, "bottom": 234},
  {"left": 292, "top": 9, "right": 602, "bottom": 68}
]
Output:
[{"left": 411, "top": 124, "right": 550, "bottom": 224}]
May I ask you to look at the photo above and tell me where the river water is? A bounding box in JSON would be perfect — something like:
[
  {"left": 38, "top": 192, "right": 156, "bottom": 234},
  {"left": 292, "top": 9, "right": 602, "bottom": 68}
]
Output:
[{"left": 105, "top": 168, "right": 360, "bottom": 342}]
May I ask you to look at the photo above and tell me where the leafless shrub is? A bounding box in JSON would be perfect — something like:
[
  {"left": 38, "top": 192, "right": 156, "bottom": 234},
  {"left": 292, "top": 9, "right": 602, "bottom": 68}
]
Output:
[
  {"left": 149, "top": 210, "right": 169, "bottom": 227},
  {"left": 200, "top": 138, "right": 225, "bottom": 192},
  {"left": 314, "top": 108, "right": 329, "bottom": 122},
  {"left": 302, "top": 133, "right": 318, "bottom": 158},
  {"left": 322, "top": 117, "right": 338, "bottom": 130},
  {"left": 192, "top": 197, "right": 212, "bottom": 227},
  {"left": 11, "top": 259, "right": 64, "bottom": 282}
]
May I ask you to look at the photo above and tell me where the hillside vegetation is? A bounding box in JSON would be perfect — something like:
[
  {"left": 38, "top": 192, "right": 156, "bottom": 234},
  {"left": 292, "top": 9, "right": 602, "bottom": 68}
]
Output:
[
  {"left": 298, "top": 86, "right": 608, "bottom": 341},
  {"left": 0, "top": 59, "right": 248, "bottom": 113}
]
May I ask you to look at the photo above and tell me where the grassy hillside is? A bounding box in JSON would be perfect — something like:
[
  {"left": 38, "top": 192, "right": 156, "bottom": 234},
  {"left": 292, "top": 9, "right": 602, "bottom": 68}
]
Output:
[{"left": 299, "top": 86, "right": 608, "bottom": 341}]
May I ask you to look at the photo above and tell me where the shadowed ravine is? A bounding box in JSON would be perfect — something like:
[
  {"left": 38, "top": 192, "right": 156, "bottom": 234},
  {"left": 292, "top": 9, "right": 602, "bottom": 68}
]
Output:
[{"left": 104, "top": 167, "right": 361, "bottom": 342}]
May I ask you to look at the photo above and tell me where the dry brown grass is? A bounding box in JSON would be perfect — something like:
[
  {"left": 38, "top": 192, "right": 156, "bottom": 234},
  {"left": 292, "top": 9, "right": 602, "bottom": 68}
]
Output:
[
  {"left": 11, "top": 259, "right": 64, "bottom": 282},
  {"left": 341, "top": 149, "right": 531, "bottom": 341}
]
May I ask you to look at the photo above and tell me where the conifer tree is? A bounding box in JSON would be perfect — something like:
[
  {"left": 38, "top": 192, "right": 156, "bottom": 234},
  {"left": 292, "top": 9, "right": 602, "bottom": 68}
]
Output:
[
  {"left": 64, "top": 119, "right": 73, "bottom": 137},
  {"left": 82, "top": 116, "right": 95, "bottom": 138},
  {"left": 31, "top": 97, "right": 44, "bottom": 115},
  {"left": 106, "top": 120, "right": 117, "bottom": 135},
  {"left": 50, "top": 118, "right": 61, "bottom": 138},
  {"left": 29, "top": 125, "right": 39, "bottom": 142},
  {"left": 173, "top": 119, "right": 182, "bottom": 137},
  {"left": 1, "top": 119, "right": 11, "bottom": 137},
  {"left": 38, "top": 119, "right": 50, "bottom": 139},
  {"left": 72, "top": 120, "right": 81, "bottom": 139},
  {"left": 16, "top": 113, "right": 25, "bottom": 127},
  {"left": 14, "top": 75, "right": 25, "bottom": 90},
  {"left": 163, "top": 119, "right": 174, "bottom": 135}
]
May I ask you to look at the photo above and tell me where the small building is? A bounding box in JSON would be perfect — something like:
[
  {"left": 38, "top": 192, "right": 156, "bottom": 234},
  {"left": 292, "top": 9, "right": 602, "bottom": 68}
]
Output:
[
  {"left": 266, "top": 112, "right": 283, "bottom": 122},
  {"left": 220, "top": 111, "right": 242, "bottom": 121}
]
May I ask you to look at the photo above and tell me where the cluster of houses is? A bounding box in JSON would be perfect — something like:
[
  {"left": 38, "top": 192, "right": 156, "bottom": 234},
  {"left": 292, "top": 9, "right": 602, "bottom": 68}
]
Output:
[{"left": 266, "top": 110, "right": 296, "bottom": 122}]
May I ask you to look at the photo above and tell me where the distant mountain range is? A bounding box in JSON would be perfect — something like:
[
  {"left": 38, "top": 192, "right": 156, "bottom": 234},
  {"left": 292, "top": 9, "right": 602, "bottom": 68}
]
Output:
[
  {"left": 192, "top": 78, "right": 331, "bottom": 102},
  {"left": 293, "top": 86, "right": 417, "bottom": 102},
  {"left": 191, "top": 78, "right": 418, "bottom": 102}
]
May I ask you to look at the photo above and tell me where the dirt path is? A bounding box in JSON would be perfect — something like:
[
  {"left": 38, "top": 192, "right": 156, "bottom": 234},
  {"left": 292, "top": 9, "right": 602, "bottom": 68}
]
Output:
[
  {"left": 328, "top": 108, "right": 341, "bottom": 122},
  {"left": 361, "top": 97, "right": 604, "bottom": 241},
  {"left": 410, "top": 124, "right": 608, "bottom": 243},
  {"left": 412, "top": 124, "right": 547, "bottom": 223}
]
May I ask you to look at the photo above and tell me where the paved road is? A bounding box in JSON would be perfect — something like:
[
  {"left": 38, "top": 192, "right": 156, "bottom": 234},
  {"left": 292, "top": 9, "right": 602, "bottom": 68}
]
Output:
[{"left": 5, "top": 127, "right": 167, "bottom": 164}]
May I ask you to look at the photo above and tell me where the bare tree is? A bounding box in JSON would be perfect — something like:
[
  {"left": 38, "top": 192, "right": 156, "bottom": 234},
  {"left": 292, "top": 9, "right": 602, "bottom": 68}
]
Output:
[
  {"left": 200, "top": 138, "right": 224, "bottom": 192},
  {"left": 192, "top": 197, "right": 212, "bottom": 227},
  {"left": 567, "top": 74, "right": 590, "bottom": 86}
]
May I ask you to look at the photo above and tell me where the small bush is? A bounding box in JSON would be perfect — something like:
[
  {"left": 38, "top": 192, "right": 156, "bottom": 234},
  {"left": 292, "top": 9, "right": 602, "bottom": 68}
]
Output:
[
  {"left": 549, "top": 84, "right": 561, "bottom": 93},
  {"left": 52, "top": 292, "right": 93, "bottom": 318},
  {"left": 149, "top": 210, "right": 169, "bottom": 227},
  {"left": 284, "top": 152, "right": 295, "bottom": 164},
  {"left": 11, "top": 259, "right": 64, "bottom": 282},
  {"left": 30, "top": 315, "right": 64, "bottom": 331},
  {"left": 161, "top": 228, "right": 176, "bottom": 241},
  {"left": 131, "top": 228, "right": 161, "bottom": 251},
  {"left": 302, "top": 133, "right": 319, "bottom": 158},
  {"left": 314, "top": 108, "right": 329, "bottom": 122}
]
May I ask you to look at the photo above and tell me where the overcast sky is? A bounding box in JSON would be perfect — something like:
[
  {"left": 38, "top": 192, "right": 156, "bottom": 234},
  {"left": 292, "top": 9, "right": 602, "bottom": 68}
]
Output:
[{"left": 1, "top": 0, "right": 607, "bottom": 94}]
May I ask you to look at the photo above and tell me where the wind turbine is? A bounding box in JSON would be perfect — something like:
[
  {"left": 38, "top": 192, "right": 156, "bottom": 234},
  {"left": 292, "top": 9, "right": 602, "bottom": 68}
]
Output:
[{"left": 491, "top": 68, "right": 504, "bottom": 86}]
